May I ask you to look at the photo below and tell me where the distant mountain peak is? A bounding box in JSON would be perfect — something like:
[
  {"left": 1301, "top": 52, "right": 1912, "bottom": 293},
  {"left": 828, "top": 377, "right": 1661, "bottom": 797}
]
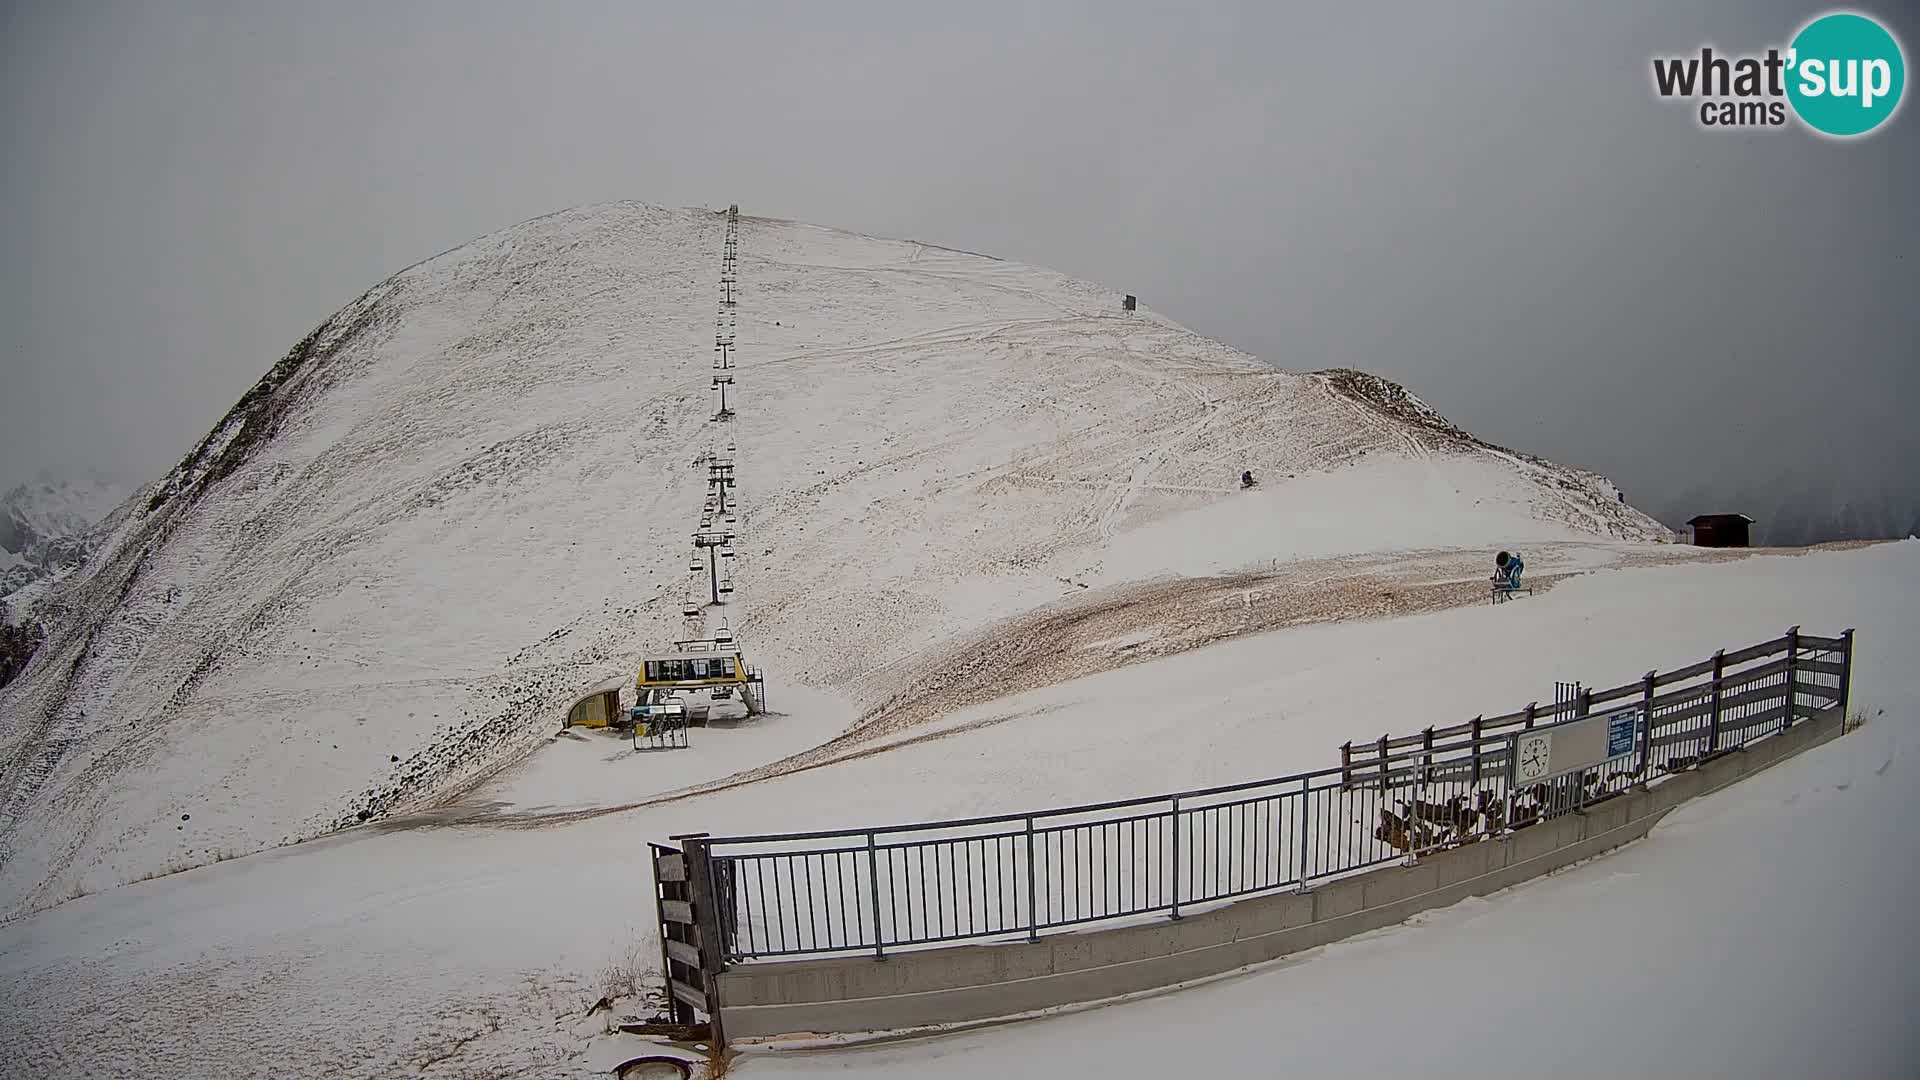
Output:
[
  {"left": 0, "top": 475, "right": 130, "bottom": 602},
  {"left": 0, "top": 201, "right": 1670, "bottom": 915}
]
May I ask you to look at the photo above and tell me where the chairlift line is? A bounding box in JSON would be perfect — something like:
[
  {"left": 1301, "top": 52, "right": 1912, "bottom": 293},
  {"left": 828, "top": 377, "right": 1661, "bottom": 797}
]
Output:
[{"left": 634, "top": 199, "right": 768, "bottom": 734}]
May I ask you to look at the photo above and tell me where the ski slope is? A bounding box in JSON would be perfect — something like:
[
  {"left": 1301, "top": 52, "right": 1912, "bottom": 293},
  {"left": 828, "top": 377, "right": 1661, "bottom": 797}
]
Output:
[
  {"left": 0, "top": 542, "right": 1912, "bottom": 1079},
  {"left": 0, "top": 203, "right": 1665, "bottom": 917}
]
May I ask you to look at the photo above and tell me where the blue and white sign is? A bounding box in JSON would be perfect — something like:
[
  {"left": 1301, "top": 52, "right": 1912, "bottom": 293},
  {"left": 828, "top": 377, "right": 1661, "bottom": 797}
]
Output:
[{"left": 1607, "top": 709, "right": 1639, "bottom": 759}]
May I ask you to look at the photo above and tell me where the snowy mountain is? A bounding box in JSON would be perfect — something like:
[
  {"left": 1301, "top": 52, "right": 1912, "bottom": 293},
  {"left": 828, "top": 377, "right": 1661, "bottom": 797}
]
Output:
[
  {"left": 0, "top": 476, "right": 128, "bottom": 603},
  {"left": 0, "top": 202, "right": 1669, "bottom": 918}
]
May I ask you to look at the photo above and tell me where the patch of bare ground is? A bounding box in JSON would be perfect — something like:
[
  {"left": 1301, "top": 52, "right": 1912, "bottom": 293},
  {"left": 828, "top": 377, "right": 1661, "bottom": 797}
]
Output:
[
  {"left": 393, "top": 537, "right": 1897, "bottom": 831},
  {"left": 399, "top": 556, "right": 1567, "bottom": 830},
  {"left": 842, "top": 567, "right": 1522, "bottom": 748}
]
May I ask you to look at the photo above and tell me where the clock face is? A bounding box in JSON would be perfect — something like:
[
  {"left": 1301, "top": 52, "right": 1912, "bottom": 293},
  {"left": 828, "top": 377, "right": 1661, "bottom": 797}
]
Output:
[{"left": 1517, "top": 733, "right": 1552, "bottom": 781}]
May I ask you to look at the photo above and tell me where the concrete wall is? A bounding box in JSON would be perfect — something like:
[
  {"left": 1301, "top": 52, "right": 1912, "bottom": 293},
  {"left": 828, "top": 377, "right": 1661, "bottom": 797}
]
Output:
[{"left": 717, "top": 704, "right": 1844, "bottom": 1041}]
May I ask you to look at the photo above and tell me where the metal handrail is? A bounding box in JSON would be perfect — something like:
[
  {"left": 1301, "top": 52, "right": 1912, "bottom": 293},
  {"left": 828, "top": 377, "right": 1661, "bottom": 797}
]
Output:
[{"left": 672, "top": 628, "right": 1852, "bottom": 962}]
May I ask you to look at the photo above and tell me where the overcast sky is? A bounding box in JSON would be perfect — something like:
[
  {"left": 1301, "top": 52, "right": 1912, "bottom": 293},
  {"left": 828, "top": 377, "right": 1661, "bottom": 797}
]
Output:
[{"left": 3, "top": 0, "right": 1916, "bottom": 536}]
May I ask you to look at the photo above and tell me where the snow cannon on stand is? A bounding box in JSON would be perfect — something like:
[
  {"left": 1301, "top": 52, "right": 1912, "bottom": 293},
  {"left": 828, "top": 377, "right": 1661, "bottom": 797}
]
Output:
[{"left": 1490, "top": 550, "right": 1531, "bottom": 604}]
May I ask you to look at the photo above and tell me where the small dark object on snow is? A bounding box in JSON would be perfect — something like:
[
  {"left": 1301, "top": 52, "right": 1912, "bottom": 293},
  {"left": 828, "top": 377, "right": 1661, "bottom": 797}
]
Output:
[
  {"left": 356, "top": 809, "right": 372, "bottom": 822},
  {"left": 1240, "top": 470, "right": 1257, "bottom": 489},
  {"left": 614, "top": 1056, "right": 693, "bottom": 1079},
  {"left": 390, "top": 754, "right": 399, "bottom": 762},
  {"left": 180, "top": 813, "right": 190, "bottom": 821}
]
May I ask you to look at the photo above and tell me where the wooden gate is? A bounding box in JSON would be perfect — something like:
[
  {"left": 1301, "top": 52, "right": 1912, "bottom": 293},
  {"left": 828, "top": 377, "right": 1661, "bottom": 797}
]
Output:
[{"left": 650, "top": 836, "right": 728, "bottom": 1045}]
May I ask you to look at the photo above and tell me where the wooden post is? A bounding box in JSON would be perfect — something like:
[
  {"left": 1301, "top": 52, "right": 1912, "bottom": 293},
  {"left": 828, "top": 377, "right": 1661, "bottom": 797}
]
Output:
[
  {"left": 1469, "top": 716, "right": 1484, "bottom": 784},
  {"left": 650, "top": 844, "right": 693, "bottom": 1026},
  {"left": 1420, "top": 727, "right": 1435, "bottom": 785},
  {"left": 678, "top": 834, "right": 729, "bottom": 1049},
  {"left": 1523, "top": 702, "right": 1537, "bottom": 729},
  {"left": 1376, "top": 734, "right": 1389, "bottom": 788},
  {"left": 1340, "top": 741, "right": 1352, "bottom": 790}
]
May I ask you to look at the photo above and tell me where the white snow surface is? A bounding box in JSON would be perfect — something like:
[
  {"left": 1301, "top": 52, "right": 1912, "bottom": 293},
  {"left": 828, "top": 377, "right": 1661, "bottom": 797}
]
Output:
[
  {"left": 0, "top": 202, "right": 1664, "bottom": 918},
  {"left": 0, "top": 541, "right": 1914, "bottom": 1079}
]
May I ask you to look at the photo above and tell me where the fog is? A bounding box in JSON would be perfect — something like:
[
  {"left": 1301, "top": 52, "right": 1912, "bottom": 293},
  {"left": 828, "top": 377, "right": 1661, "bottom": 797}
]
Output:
[{"left": 3, "top": 0, "right": 1915, "bottom": 543}]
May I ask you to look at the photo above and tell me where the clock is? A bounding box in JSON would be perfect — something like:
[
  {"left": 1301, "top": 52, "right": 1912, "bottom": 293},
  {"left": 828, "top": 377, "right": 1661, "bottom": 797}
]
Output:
[{"left": 1516, "top": 732, "right": 1552, "bottom": 782}]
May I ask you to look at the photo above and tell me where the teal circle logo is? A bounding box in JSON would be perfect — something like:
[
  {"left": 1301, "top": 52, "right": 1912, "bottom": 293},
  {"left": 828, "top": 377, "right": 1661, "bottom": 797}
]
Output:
[{"left": 1787, "top": 12, "right": 1906, "bottom": 136}]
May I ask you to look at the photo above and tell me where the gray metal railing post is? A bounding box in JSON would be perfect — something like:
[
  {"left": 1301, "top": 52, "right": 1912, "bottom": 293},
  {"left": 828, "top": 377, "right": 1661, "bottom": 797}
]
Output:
[
  {"left": 1575, "top": 688, "right": 1592, "bottom": 812},
  {"left": 1840, "top": 628, "right": 1855, "bottom": 725},
  {"left": 1706, "top": 650, "right": 1726, "bottom": 755},
  {"left": 1408, "top": 746, "right": 1428, "bottom": 865},
  {"left": 1638, "top": 670, "right": 1656, "bottom": 779},
  {"left": 1502, "top": 734, "right": 1518, "bottom": 832},
  {"left": 1295, "top": 776, "right": 1312, "bottom": 892},
  {"left": 865, "top": 832, "right": 884, "bottom": 960},
  {"left": 1781, "top": 626, "right": 1800, "bottom": 735},
  {"left": 1169, "top": 796, "right": 1183, "bottom": 920},
  {"left": 1024, "top": 815, "right": 1040, "bottom": 942}
]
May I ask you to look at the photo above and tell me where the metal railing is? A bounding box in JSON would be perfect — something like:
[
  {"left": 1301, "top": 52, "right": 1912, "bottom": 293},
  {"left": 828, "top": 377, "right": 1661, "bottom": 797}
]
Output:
[{"left": 663, "top": 628, "right": 1851, "bottom": 963}]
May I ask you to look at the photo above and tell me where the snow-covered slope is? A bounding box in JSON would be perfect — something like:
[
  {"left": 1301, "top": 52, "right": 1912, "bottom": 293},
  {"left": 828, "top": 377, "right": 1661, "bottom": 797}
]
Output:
[
  {"left": 0, "top": 202, "right": 1666, "bottom": 918},
  {"left": 0, "top": 541, "right": 1909, "bottom": 1080}
]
